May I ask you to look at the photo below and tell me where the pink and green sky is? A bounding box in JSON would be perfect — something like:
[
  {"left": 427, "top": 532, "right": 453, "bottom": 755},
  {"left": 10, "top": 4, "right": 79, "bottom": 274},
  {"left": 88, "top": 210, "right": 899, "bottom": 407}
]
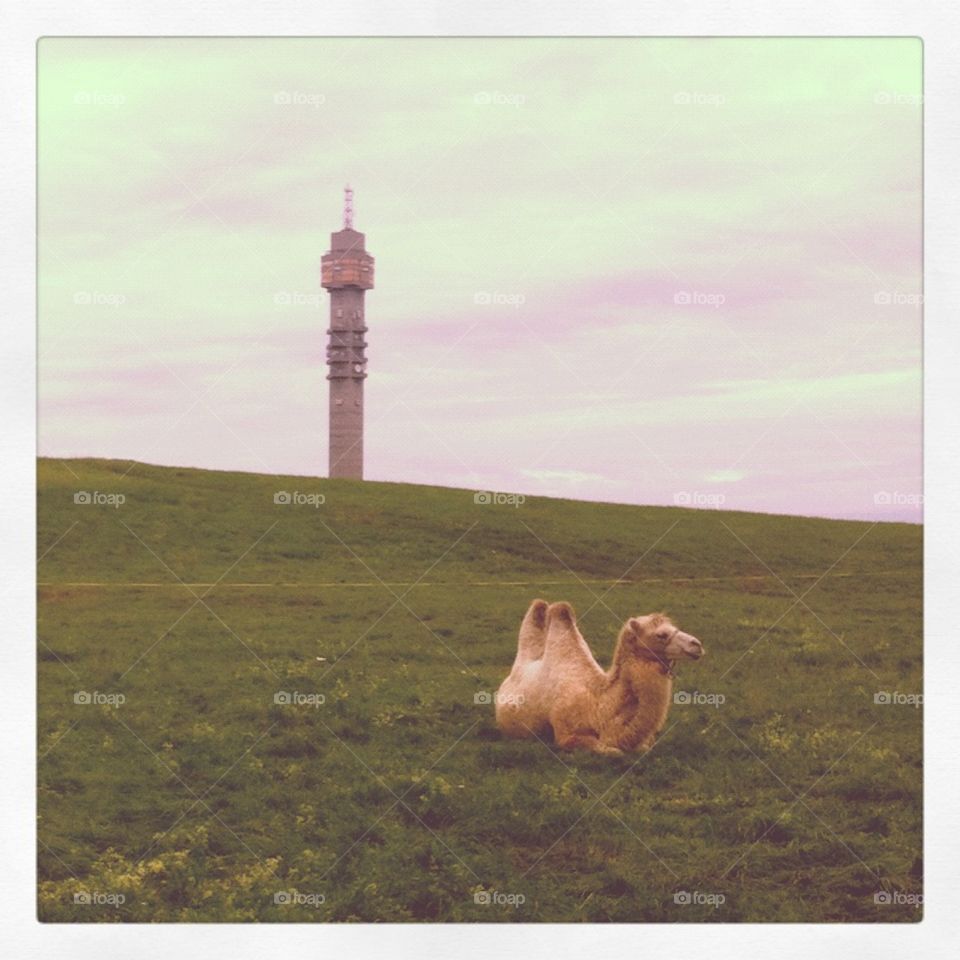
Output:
[{"left": 38, "top": 38, "right": 922, "bottom": 521}]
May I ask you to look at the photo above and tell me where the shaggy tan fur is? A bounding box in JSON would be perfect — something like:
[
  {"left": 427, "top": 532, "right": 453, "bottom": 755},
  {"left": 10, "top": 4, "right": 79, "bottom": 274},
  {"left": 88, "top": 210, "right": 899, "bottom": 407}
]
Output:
[{"left": 495, "top": 599, "right": 704, "bottom": 755}]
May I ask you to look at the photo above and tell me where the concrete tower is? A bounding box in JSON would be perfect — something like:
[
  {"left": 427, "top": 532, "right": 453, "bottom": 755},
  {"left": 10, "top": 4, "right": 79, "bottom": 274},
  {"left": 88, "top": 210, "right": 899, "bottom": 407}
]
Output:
[{"left": 321, "top": 185, "right": 374, "bottom": 479}]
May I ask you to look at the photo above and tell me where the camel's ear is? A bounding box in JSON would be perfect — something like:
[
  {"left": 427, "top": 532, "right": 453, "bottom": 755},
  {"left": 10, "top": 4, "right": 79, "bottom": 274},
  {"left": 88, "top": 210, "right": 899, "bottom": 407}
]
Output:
[{"left": 628, "top": 618, "right": 643, "bottom": 635}]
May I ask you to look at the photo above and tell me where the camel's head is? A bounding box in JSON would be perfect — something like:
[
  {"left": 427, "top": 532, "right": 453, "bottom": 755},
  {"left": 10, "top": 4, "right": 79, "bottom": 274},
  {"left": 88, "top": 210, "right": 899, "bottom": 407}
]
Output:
[{"left": 624, "top": 614, "right": 704, "bottom": 663}]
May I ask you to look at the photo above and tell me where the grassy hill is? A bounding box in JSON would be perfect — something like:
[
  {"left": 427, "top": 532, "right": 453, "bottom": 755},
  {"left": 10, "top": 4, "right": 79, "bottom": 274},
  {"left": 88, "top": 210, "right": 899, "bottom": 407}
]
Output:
[{"left": 37, "top": 458, "right": 922, "bottom": 922}]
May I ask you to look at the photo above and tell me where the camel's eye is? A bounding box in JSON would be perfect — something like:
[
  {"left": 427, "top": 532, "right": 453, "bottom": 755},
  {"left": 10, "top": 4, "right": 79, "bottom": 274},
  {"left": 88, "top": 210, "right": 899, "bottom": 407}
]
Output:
[{"left": 656, "top": 632, "right": 668, "bottom": 641}]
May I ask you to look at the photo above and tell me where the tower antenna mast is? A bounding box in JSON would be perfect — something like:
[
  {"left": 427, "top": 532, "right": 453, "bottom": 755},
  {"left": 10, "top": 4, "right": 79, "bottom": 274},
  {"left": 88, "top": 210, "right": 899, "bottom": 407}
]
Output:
[{"left": 343, "top": 184, "right": 353, "bottom": 230}]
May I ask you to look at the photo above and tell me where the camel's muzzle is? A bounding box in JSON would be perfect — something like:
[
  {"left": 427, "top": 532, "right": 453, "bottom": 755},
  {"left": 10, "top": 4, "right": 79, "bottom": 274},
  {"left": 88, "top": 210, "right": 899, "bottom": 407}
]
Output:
[{"left": 668, "top": 631, "right": 704, "bottom": 660}]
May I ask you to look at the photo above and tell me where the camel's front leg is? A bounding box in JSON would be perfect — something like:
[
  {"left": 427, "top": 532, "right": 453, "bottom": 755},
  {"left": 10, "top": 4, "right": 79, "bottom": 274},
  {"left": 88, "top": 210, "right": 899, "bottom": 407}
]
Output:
[{"left": 553, "top": 723, "right": 625, "bottom": 757}]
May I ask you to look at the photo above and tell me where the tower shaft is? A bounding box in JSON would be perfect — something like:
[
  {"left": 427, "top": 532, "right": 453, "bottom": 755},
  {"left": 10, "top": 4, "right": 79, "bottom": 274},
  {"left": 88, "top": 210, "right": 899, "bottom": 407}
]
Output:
[
  {"left": 321, "top": 189, "right": 374, "bottom": 479},
  {"left": 326, "top": 286, "right": 367, "bottom": 478}
]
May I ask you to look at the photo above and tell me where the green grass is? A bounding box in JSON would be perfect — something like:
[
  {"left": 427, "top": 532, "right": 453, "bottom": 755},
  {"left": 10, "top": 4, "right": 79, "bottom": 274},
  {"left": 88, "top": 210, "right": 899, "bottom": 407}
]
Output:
[{"left": 37, "top": 457, "right": 922, "bottom": 922}]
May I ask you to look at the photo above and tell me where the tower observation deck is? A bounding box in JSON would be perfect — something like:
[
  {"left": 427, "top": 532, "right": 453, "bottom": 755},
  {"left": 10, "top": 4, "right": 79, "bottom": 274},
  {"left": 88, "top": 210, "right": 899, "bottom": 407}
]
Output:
[{"left": 321, "top": 185, "right": 374, "bottom": 479}]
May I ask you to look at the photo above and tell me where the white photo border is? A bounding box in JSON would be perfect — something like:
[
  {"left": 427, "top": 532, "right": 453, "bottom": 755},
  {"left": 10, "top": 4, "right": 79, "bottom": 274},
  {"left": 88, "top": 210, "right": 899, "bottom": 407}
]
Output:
[{"left": 3, "top": 1, "right": 957, "bottom": 957}]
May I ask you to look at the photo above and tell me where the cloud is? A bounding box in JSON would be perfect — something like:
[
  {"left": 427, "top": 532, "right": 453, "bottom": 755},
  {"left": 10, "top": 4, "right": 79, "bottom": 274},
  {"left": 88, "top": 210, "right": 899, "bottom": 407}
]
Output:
[
  {"left": 520, "top": 469, "right": 607, "bottom": 485},
  {"left": 705, "top": 470, "right": 746, "bottom": 483}
]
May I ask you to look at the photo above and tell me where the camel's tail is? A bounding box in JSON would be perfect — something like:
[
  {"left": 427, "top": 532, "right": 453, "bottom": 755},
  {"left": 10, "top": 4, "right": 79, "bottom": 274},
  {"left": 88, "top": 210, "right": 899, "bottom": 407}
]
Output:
[{"left": 514, "top": 598, "right": 549, "bottom": 664}]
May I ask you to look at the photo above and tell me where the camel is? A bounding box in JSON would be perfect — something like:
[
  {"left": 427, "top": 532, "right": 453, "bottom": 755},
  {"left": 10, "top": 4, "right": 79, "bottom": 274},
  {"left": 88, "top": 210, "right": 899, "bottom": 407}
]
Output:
[{"left": 495, "top": 599, "right": 704, "bottom": 755}]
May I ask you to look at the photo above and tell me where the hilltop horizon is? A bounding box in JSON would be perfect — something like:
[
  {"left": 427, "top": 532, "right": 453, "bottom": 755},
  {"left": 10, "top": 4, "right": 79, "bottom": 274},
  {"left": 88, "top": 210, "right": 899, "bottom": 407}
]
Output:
[{"left": 39, "top": 456, "right": 922, "bottom": 525}]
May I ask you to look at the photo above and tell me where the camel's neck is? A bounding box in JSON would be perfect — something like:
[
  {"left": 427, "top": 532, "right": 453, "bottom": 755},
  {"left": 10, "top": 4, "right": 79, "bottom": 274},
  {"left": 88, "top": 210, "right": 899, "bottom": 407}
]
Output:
[
  {"left": 602, "top": 657, "right": 674, "bottom": 752},
  {"left": 618, "top": 658, "right": 673, "bottom": 699}
]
